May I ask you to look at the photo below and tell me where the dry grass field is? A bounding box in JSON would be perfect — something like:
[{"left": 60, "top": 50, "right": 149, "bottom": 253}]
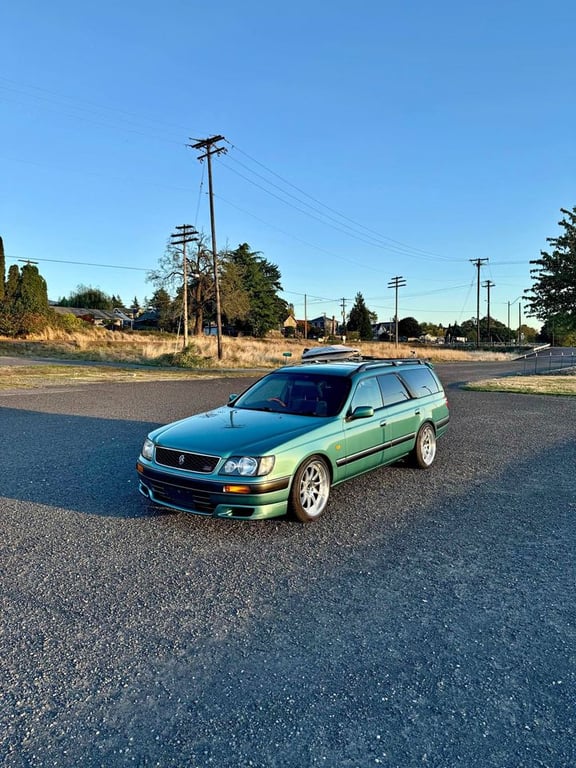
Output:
[
  {"left": 0, "top": 328, "right": 512, "bottom": 368},
  {"left": 1, "top": 328, "right": 574, "bottom": 395}
]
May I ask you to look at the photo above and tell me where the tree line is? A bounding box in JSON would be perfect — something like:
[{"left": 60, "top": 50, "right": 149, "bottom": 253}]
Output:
[{"left": 2, "top": 204, "right": 575, "bottom": 343}]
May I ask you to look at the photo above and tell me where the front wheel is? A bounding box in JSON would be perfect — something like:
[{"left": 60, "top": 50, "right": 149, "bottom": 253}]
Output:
[
  {"left": 412, "top": 423, "right": 437, "bottom": 468},
  {"left": 289, "top": 456, "right": 331, "bottom": 522}
]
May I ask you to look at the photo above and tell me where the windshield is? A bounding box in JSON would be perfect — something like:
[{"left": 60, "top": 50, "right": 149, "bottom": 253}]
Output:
[{"left": 232, "top": 372, "right": 351, "bottom": 417}]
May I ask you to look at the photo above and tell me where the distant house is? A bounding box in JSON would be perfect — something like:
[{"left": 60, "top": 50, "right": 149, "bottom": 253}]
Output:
[
  {"left": 112, "top": 308, "right": 134, "bottom": 328},
  {"left": 282, "top": 314, "right": 298, "bottom": 335},
  {"left": 132, "top": 309, "right": 159, "bottom": 330},
  {"left": 372, "top": 321, "right": 394, "bottom": 340},
  {"left": 52, "top": 306, "right": 118, "bottom": 327},
  {"left": 309, "top": 315, "right": 338, "bottom": 337}
]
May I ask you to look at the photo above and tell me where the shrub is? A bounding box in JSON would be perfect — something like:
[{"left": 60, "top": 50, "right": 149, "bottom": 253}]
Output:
[{"left": 171, "top": 344, "right": 213, "bottom": 368}]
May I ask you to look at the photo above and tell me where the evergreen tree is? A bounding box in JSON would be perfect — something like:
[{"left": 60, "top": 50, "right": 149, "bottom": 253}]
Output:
[
  {"left": 347, "top": 292, "right": 373, "bottom": 340},
  {"left": 150, "top": 288, "right": 174, "bottom": 332},
  {"left": 13, "top": 264, "right": 49, "bottom": 314},
  {"left": 525, "top": 206, "right": 576, "bottom": 329},
  {"left": 5, "top": 264, "right": 19, "bottom": 300},
  {"left": 222, "top": 244, "right": 286, "bottom": 337},
  {"left": 0, "top": 263, "right": 50, "bottom": 336}
]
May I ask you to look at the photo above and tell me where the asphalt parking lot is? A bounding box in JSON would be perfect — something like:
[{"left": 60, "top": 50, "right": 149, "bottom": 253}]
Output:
[{"left": 0, "top": 361, "right": 574, "bottom": 768}]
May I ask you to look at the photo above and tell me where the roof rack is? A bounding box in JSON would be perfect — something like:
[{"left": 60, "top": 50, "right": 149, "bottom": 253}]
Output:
[
  {"left": 354, "top": 357, "right": 429, "bottom": 372},
  {"left": 299, "top": 355, "right": 429, "bottom": 369}
]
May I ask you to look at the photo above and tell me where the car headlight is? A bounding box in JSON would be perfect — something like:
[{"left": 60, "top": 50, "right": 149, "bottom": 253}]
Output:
[
  {"left": 221, "top": 456, "right": 275, "bottom": 477},
  {"left": 141, "top": 438, "right": 155, "bottom": 460}
]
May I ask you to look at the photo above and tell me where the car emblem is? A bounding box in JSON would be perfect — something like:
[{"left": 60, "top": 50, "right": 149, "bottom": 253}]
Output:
[{"left": 178, "top": 455, "right": 186, "bottom": 466}]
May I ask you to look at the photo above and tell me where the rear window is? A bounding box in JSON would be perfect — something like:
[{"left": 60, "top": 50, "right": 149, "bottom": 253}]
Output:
[{"left": 398, "top": 367, "right": 441, "bottom": 398}]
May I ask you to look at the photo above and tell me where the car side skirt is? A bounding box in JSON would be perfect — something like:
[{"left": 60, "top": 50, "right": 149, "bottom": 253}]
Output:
[{"left": 335, "top": 432, "right": 416, "bottom": 468}]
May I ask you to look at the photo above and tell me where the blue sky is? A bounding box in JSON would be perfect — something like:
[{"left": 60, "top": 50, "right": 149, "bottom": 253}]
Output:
[{"left": 2, "top": 0, "right": 575, "bottom": 329}]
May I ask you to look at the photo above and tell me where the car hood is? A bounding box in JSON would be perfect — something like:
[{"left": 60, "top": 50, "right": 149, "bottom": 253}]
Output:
[{"left": 149, "top": 406, "right": 331, "bottom": 456}]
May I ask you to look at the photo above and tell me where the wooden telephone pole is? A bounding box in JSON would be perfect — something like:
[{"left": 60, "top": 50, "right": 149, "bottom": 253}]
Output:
[
  {"left": 387, "top": 275, "right": 406, "bottom": 347},
  {"left": 188, "top": 135, "right": 226, "bottom": 360},
  {"left": 170, "top": 225, "right": 199, "bottom": 348}
]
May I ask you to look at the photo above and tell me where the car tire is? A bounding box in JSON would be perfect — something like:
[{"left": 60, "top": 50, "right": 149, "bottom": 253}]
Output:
[
  {"left": 411, "top": 422, "right": 437, "bottom": 468},
  {"left": 289, "top": 456, "right": 331, "bottom": 522}
]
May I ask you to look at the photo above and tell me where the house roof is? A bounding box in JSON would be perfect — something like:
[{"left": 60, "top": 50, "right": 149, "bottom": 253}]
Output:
[{"left": 52, "top": 306, "right": 116, "bottom": 320}]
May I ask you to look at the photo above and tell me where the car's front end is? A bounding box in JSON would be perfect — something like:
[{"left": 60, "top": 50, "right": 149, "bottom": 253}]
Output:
[{"left": 136, "top": 405, "right": 340, "bottom": 520}]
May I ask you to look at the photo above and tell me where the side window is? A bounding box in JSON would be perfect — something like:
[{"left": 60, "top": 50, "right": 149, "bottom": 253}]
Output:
[
  {"left": 350, "top": 377, "right": 383, "bottom": 411},
  {"left": 318, "top": 378, "right": 351, "bottom": 416},
  {"left": 377, "top": 373, "right": 411, "bottom": 406},
  {"left": 399, "top": 367, "right": 441, "bottom": 398}
]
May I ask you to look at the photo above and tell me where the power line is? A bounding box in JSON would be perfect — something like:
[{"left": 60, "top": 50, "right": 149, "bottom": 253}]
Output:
[
  {"left": 214, "top": 192, "right": 389, "bottom": 273},
  {"left": 221, "top": 154, "right": 441, "bottom": 261},
  {"left": 226, "top": 140, "right": 455, "bottom": 262},
  {"left": 6, "top": 255, "right": 151, "bottom": 272}
]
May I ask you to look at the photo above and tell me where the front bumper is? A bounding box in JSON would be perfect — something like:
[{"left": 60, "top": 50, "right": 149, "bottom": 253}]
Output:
[{"left": 136, "top": 461, "right": 291, "bottom": 520}]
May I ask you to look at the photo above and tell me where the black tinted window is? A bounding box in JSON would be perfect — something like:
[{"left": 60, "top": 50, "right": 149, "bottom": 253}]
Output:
[
  {"left": 377, "top": 373, "right": 411, "bottom": 405},
  {"left": 399, "top": 367, "right": 441, "bottom": 398}
]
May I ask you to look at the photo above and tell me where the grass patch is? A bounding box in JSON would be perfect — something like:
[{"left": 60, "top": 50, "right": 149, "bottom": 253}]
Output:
[
  {"left": 465, "top": 375, "right": 576, "bottom": 396},
  {"left": 0, "top": 364, "right": 251, "bottom": 391}
]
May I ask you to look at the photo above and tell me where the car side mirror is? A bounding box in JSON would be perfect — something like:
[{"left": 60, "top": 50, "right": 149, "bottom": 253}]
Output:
[
  {"left": 348, "top": 405, "right": 374, "bottom": 420},
  {"left": 228, "top": 393, "right": 238, "bottom": 403}
]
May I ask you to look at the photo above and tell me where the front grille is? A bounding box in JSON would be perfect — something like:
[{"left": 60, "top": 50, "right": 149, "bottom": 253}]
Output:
[
  {"left": 149, "top": 478, "right": 215, "bottom": 513},
  {"left": 155, "top": 447, "right": 220, "bottom": 473}
]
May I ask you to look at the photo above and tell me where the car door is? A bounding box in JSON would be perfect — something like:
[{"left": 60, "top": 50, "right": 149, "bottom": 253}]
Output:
[
  {"left": 341, "top": 376, "right": 386, "bottom": 478},
  {"left": 377, "top": 373, "right": 421, "bottom": 462}
]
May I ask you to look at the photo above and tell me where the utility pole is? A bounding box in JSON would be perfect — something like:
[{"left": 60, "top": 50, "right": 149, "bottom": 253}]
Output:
[
  {"left": 304, "top": 294, "right": 308, "bottom": 339},
  {"left": 482, "top": 280, "right": 495, "bottom": 344},
  {"left": 470, "top": 259, "right": 488, "bottom": 348},
  {"left": 387, "top": 276, "right": 406, "bottom": 348},
  {"left": 170, "top": 225, "right": 199, "bottom": 349},
  {"left": 340, "top": 297, "right": 347, "bottom": 341},
  {"left": 188, "top": 135, "right": 227, "bottom": 360}
]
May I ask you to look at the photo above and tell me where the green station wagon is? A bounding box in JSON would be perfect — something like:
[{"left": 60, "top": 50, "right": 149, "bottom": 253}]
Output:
[{"left": 136, "top": 357, "right": 449, "bottom": 522}]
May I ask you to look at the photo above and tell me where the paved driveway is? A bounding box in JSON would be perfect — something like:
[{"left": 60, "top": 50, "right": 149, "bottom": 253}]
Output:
[{"left": 0, "top": 361, "right": 574, "bottom": 767}]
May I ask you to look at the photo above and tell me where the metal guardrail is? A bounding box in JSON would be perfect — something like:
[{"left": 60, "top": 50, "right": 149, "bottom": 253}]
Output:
[{"left": 521, "top": 350, "right": 576, "bottom": 375}]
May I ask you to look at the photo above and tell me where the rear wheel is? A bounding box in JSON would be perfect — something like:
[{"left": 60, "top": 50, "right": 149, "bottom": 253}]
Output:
[
  {"left": 289, "top": 456, "right": 330, "bottom": 522},
  {"left": 412, "top": 423, "right": 437, "bottom": 468}
]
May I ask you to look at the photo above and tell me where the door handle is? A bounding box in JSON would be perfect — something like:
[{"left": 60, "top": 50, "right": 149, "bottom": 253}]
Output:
[{"left": 380, "top": 420, "right": 387, "bottom": 427}]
